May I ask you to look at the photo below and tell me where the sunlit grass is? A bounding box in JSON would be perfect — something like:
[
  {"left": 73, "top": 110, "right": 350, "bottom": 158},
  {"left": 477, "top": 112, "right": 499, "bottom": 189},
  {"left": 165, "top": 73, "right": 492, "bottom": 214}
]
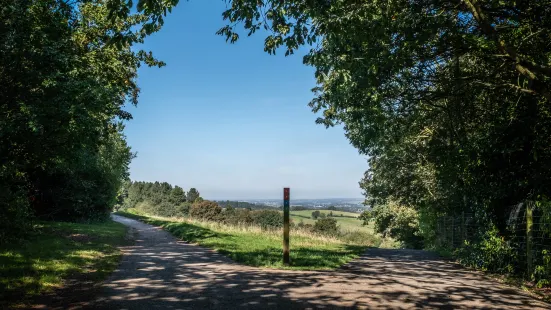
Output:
[
  {"left": 115, "top": 211, "right": 375, "bottom": 270},
  {"left": 0, "top": 220, "right": 127, "bottom": 307}
]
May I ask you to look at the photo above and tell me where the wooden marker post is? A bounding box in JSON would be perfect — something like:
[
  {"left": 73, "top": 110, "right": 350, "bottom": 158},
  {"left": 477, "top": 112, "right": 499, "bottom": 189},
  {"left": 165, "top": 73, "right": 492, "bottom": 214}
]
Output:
[{"left": 283, "top": 187, "right": 290, "bottom": 265}]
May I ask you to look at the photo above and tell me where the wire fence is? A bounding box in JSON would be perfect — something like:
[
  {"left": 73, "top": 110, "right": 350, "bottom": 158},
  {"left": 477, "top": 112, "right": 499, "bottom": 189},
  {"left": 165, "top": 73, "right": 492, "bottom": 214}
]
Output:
[{"left": 436, "top": 201, "right": 551, "bottom": 275}]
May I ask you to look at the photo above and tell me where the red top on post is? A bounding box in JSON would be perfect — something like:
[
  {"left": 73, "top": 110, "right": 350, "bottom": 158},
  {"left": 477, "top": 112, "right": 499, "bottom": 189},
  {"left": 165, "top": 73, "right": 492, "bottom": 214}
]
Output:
[{"left": 283, "top": 188, "right": 290, "bottom": 200}]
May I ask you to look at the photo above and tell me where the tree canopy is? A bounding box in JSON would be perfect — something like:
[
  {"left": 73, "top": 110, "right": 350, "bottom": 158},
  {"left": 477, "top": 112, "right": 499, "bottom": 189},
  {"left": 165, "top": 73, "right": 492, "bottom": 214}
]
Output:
[
  {"left": 211, "top": 0, "right": 551, "bottom": 227},
  {"left": 1, "top": 0, "right": 165, "bottom": 241},
  {"left": 210, "top": 0, "right": 551, "bottom": 280}
]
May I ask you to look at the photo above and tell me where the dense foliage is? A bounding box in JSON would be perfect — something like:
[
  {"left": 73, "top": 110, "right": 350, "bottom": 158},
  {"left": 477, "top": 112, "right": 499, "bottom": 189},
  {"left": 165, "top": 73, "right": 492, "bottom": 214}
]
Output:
[
  {"left": 1, "top": 0, "right": 165, "bottom": 241},
  {"left": 121, "top": 180, "right": 285, "bottom": 229},
  {"left": 204, "top": 0, "right": 551, "bottom": 283},
  {"left": 313, "top": 218, "right": 339, "bottom": 236},
  {"left": 360, "top": 202, "right": 423, "bottom": 249},
  {"left": 121, "top": 181, "right": 202, "bottom": 217},
  {"left": 189, "top": 200, "right": 222, "bottom": 221}
]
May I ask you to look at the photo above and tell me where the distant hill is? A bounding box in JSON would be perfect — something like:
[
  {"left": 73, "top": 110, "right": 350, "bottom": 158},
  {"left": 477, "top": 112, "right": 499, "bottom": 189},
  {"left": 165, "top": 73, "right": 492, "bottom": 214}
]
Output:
[{"left": 239, "top": 198, "right": 368, "bottom": 213}]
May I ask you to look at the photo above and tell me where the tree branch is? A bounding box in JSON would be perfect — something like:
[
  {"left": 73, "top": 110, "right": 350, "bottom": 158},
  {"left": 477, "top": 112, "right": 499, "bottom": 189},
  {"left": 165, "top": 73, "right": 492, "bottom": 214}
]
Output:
[{"left": 462, "top": 0, "right": 551, "bottom": 100}]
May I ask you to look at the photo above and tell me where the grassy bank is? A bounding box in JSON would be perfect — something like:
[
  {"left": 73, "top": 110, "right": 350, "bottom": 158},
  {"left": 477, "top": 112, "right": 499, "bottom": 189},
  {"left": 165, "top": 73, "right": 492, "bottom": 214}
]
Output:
[
  {"left": 0, "top": 220, "right": 128, "bottom": 307},
  {"left": 115, "top": 210, "right": 374, "bottom": 270}
]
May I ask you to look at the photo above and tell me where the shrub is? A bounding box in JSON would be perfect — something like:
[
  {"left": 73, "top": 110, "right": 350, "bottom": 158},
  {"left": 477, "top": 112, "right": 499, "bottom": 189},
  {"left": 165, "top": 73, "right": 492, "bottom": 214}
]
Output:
[
  {"left": 135, "top": 201, "right": 156, "bottom": 215},
  {"left": 155, "top": 201, "right": 177, "bottom": 217},
  {"left": 313, "top": 218, "right": 339, "bottom": 236},
  {"left": 456, "top": 226, "right": 515, "bottom": 273},
  {"left": 174, "top": 202, "right": 191, "bottom": 217},
  {"left": 219, "top": 208, "right": 253, "bottom": 226},
  {"left": 250, "top": 210, "right": 283, "bottom": 229},
  {"left": 370, "top": 201, "right": 424, "bottom": 249},
  {"left": 0, "top": 183, "right": 33, "bottom": 243},
  {"left": 340, "top": 230, "right": 382, "bottom": 247},
  {"left": 311, "top": 210, "right": 320, "bottom": 219},
  {"left": 189, "top": 200, "right": 222, "bottom": 221}
]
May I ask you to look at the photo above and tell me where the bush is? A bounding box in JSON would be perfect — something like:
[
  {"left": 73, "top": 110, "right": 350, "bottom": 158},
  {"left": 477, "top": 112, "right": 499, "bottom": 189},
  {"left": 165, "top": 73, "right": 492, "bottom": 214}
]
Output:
[
  {"left": 189, "top": 200, "right": 222, "bottom": 221},
  {"left": 250, "top": 210, "right": 283, "bottom": 229},
  {"left": 313, "top": 218, "right": 339, "bottom": 236},
  {"left": 456, "top": 226, "right": 515, "bottom": 273},
  {"left": 219, "top": 207, "right": 253, "bottom": 226},
  {"left": 535, "top": 250, "right": 551, "bottom": 288},
  {"left": 340, "top": 230, "right": 382, "bottom": 247},
  {"left": 0, "top": 183, "right": 33, "bottom": 243},
  {"left": 311, "top": 210, "right": 320, "bottom": 219},
  {"left": 174, "top": 202, "right": 191, "bottom": 217},
  {"left": 370, "top": 201, "right": 424, "bottom": 249}
]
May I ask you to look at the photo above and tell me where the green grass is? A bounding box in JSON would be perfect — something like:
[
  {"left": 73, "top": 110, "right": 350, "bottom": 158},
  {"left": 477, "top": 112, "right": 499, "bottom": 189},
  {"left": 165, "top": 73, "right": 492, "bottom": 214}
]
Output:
[
  {"left": 115, "top": 211, "right": 369, "bottom": 270},
  {"left": 290, "top": 209, "right": 374, "bottom": 233},
  {"left": 0, "top": 220, "right": 128, "bottom": 307}
]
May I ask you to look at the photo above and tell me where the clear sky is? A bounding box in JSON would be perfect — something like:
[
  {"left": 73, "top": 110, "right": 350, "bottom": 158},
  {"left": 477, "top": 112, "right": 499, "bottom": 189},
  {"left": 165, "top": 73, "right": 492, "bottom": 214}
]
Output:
[{"left": 125, "top": 1, "right": 368, "bottom": 200}]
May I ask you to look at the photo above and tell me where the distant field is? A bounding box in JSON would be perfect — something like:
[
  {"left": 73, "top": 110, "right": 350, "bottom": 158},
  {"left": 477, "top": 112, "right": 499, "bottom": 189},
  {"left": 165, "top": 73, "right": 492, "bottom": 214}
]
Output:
[{"left": 289, "top": 210, "right": 374, "bottom": 233}]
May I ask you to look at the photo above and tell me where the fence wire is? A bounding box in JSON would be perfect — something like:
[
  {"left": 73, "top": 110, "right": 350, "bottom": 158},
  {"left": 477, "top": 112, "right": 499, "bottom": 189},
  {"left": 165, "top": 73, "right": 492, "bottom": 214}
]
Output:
[{"left": 436, "top": 201, "right": 551, "bottom": 275}]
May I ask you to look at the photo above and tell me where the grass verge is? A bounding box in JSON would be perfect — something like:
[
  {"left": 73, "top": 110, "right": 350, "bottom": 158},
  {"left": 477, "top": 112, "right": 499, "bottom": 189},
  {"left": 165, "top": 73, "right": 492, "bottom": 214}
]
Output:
[
  {"left": 0, "top": 220, "right": 128, "bottom": 308},
  {"left": 114, "top": 210, "right": 370, "bottom": 270}
]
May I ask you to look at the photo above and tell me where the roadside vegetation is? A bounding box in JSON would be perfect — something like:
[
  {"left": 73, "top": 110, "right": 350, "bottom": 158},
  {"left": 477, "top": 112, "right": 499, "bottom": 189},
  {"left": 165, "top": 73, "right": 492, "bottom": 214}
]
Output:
[
  {"left": 0, "top": 220, "right": 128, "bottom": 308},
  {"left": 214, "top": 0, "right": 551, "bottom": 294},
  {"left": 119, "top": 181, "right": 396, "bottom": 249},
  {"left": 3, "top": 0, "right": 550, "bottom": 303},
  {"left": 115, "top": 209, "right": 389, "bottom": 270}
]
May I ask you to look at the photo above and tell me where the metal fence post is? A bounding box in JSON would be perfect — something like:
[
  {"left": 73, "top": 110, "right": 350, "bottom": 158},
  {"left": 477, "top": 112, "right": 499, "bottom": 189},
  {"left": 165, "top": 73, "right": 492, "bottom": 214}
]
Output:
[
  {"left": 526, "top": 202, "right": 533, "bottom": 274},
  {"left": 451, "top": 217, "right": 455, "bottom": 248},
  {"left": 461, "top": 211, "right": 465, "bottom": 244}
]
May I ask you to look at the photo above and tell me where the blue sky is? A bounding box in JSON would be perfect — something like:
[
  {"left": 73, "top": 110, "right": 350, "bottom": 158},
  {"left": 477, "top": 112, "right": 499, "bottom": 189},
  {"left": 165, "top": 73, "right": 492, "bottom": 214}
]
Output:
[{"left": 125, "top": 1, "right": 368, "bottom": 200}]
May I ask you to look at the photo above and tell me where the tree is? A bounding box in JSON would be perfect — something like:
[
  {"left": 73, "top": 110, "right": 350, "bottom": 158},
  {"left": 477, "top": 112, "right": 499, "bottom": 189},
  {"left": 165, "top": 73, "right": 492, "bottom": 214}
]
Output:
[
  {"left": 187, "top": 188, "right": 200, "bottom": 203},
  {"left": 370, "top": 201, "right": 423, "bottom": 249},
  {"left": 214, "top": 0, "right": 551, "bottom": 237},
  {"left": 250, "top": 210, "right": 283, "bottom": 229},
  {"left": 1, "top": 0, "right": 166, "bottom": 240},
  {"left": 205, "top": 0, "right": 551, "bottom": 279},
  {"left": 313, "top": 218, "right": 339, "bottom": 236},
  {"left": 170, "top": 186, "right": 186, "bottom": 205},
  {"left": 311, "top": 210, "right": 321, "bottom": 220},
  {"left": 358, "top": 210, "right": 373, "bottom": 226},
  {"left": 190, "top": 200, "right": 222, "bottom": 221}
]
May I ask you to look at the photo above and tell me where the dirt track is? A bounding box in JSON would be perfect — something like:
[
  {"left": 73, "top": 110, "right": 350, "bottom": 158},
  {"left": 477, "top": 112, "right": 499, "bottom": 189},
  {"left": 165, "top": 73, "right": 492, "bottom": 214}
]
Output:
[{"left": 83, "top": 215, "right": 550, "bottom": 309}]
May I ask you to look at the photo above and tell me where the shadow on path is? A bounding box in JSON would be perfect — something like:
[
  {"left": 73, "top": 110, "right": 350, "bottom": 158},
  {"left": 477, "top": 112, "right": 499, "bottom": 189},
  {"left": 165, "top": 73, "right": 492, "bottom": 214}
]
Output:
[{"left": 70, "top": 215, "right": 550, "bottom": 309}]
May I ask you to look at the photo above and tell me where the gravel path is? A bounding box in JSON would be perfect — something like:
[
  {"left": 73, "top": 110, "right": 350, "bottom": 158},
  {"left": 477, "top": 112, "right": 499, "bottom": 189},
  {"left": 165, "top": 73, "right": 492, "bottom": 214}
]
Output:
[{"left": 88, "top": 215, "right": 549, "bottom": 309}]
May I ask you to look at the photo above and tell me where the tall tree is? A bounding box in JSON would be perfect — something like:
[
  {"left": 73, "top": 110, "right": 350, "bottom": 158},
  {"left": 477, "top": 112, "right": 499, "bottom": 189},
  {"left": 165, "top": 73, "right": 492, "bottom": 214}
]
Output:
[
  {"left": 1, "top": 0, "right": 165, "bottom": 240},
  {"left": 187, "top": 188, "right": 200, "bottom": 203},
  {"left": 171, "top": 186, "right": 187, "bottom": 205},
  {"left": 211, "top": 0, "right": 551, "bottom": 227}
]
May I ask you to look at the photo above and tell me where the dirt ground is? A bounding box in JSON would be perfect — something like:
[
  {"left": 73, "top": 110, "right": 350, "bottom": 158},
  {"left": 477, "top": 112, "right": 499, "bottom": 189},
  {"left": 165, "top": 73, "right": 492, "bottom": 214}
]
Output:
[{"left": 55, "top": 215, "right": 551, "bottom": 309}]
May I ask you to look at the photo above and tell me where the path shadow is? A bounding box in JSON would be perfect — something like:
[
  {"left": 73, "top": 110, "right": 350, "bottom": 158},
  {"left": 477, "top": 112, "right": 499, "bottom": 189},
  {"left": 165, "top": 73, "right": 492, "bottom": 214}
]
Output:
[{"left": 50, "top": 216, "right": 550, "bottom": 309}]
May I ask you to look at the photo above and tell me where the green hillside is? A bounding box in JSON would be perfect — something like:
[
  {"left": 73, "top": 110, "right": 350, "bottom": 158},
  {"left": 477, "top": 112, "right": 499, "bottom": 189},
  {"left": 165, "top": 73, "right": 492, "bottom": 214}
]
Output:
[{"left": 289, "top": 210, "right": 373, "bottom": 233}]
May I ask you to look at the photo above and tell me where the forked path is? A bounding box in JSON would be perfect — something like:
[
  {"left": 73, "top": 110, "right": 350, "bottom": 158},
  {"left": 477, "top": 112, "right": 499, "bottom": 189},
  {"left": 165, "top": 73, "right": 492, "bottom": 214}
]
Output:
[{"left": 90, "top": 215, "right": 549, "bottom": 309}]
